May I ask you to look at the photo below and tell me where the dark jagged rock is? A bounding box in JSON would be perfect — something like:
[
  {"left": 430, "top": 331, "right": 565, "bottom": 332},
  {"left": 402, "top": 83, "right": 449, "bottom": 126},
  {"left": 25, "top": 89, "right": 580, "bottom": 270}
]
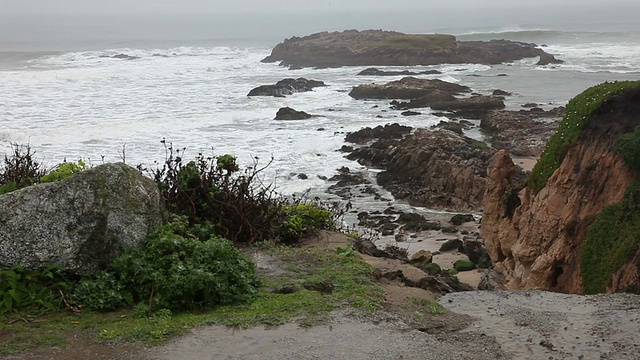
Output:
[
  {"left": 450, "top": 214, "right": 475, "bottom": 225},
  {"left": 391, "top": 90, "right": 457, "bottom": 110},
  {"left": 248, "top": 78, "right": 326, "bottom": 97},
  {"left": 100, "top": 53, "right": 140, "bottom": 60},
  {"left": 463, "top": 238, "right": 492, "bottom": 268},
  {"left": 429, "top": 95, "right": 506, "bottom": 118},
  {"left": 492, "top": 89, "right": 511, "bottom": 96},
  {"left": 440, "top": 239, "right": 463, "bottom": 252},
  {"left": 274, "top": 107, "right": 313, "bottom": 120},
  {"left": 357, "top": 68, "right": 442, "bottom": 76},
  {"left": 345, "top": 123, "right": 412, "bottom": 144},
  {"left": 263, "top": 30, "right": 558, "bottom": 69},
  {"left": 0, "top": 164, "right": 164, "bottom": 274},
  {"left": 401, "top": 110, "right": 421, "bottom": 116},
  {"left": 349, "top": 77, "right": 470, "bottom": 100},
  {"left": 346, "top": 129, "right": 495, "bottom": 211},
  {"left": 478, "top": 269, "right": 507, "bottom": 290},
  {"left": 537, "top": 53, "right": 564, "bottom": 66},
  {"left": 481, "top": 107, "right": 564, "bottom": 157}
]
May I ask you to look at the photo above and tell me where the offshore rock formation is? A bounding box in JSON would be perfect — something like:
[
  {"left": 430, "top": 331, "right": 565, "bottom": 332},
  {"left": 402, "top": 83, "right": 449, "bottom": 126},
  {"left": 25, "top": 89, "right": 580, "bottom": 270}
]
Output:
[
  {"left": 346, "top": 127, "right": 495, "bottom": 211},
  {"left": 274, "top": 107, "right": 312, "bottom": 120},
  {"left": 481, "top": 87, "right": 640, "bottom": 293},
  {"left": 0, "top": 163, "right": 164, "bottom": 274},
  {"left": 357, "top": 68, "right": 442, "bottom": 76},
  {"left": 263, "top": 30, "right": 556, "bottom": 69},
  {"left": 247, "top": 78, "right": 326, "bottom": 97},
  {"left": 350, "top": 77, "right": 505, "bottom": 119},
  {"left": 349, "top": 77, "right": 470, "bottom": 100}
]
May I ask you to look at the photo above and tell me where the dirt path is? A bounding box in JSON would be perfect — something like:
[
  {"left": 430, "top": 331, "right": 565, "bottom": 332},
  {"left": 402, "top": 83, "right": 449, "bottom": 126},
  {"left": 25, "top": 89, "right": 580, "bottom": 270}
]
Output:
[
  {"left": 141, "top": 290, "right": 640, "bottom": 360},
  {"left": 441, "top": 290, "right": 640, "bottom": 359},
  {"left": 142, "top": 309, "right": 508, "bottom": 360}
]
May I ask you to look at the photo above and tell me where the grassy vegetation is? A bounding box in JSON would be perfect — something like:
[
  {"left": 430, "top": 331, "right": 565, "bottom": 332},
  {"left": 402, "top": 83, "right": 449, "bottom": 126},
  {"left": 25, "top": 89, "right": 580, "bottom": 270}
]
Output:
[
  {"left": 616, "top": 126, "right": 640, "bottom": 172},
  {"left": 527, "top": 81, "right": 640, "bottom": 193},
  {"left": 580, "top": 183, "right": 640, "bottom": 294},
  {"left": 580, "top": 125, "right": 640, "bottom": 294},
  {"left": 409, "top": 297, "right": 445, "bottom": 315},
  {"left": 0, "top": 245, "right": 384, "bottom": 355}
]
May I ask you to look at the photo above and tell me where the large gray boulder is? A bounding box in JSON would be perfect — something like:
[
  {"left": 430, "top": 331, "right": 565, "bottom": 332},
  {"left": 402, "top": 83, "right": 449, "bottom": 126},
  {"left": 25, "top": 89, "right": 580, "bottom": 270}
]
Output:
[{"left": 0, "top": 163, "right": 164, "bottom": 274}]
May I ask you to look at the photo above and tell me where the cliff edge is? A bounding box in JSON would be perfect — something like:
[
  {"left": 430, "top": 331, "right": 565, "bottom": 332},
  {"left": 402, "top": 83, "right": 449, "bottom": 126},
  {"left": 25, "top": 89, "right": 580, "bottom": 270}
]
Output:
[{"left": 481, "top": 82, "right": 640, "bottom": 294}]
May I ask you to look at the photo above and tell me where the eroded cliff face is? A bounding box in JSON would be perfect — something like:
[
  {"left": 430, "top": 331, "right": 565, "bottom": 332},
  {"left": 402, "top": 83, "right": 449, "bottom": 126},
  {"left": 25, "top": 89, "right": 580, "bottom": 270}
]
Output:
[{"left": 482, "top": 89, "right": 640, "bottom": 293}]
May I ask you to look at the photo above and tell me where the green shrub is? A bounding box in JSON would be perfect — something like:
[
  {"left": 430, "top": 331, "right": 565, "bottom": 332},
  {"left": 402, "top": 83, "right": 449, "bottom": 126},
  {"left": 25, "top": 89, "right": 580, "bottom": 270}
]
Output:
[
  {"left": 616, "top": 126, "right": 640, "bottom": 172},
  {"left": 111, "top": 219, "right": 260, "bottom": 311},
  {"left": 0, "top": 143, "right": 46, "bottom": 195},
  {"left": 152, "top": 142, "right": 341, "bottom": 243},
  {"left": 0, "top": 265, "right": 69, "bottom": 314},
  {"left": 280, "top": 203, "right": 334, "bottom": 242},
  {"left": 69, "top": 271, "right": 127, "bottom": 311},
  {"left": 527, "top": 81, "right": 640, "bottom": 193},
  {"left": 40, "top": 160, "right": 87, "bottom": 183},
  {"left": 0, "top": 182, "right": 18, "bottom": 196},
  {"left": 581, "top": 183, "right": 640, "bottom": 294}
]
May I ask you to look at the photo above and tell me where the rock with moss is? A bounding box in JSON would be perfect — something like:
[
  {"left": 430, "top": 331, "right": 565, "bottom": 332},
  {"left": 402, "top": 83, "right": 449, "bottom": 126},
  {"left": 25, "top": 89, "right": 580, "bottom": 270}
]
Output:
[
  {"left": 410, "top": 250, "right": 433, "bottom": 267},
  {"left": 454, "top": 259, "right": 476, "bottom": 272},
  {"left": 0, "top": 163, "right": 164, "bottom": 274}
]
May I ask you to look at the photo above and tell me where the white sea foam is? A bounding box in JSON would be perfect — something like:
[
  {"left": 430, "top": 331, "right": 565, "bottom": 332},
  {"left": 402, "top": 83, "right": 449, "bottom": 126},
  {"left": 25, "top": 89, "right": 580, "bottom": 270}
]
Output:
[{"left": 1, "top": 42, "right": 639, "bottom": 196}]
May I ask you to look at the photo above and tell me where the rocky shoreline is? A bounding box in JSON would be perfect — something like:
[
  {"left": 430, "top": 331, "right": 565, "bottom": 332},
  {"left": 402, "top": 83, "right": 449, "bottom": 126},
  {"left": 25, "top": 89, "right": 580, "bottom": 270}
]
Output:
[{"left": 4, "top": 27, "right": 640, "bottom": 360}]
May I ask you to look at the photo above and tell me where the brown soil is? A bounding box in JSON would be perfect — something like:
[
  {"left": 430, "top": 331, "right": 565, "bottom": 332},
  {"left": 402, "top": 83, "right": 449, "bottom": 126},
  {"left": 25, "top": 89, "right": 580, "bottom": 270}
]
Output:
[{"left": 2, "top": 331, "right": 142, "bottom": 360}]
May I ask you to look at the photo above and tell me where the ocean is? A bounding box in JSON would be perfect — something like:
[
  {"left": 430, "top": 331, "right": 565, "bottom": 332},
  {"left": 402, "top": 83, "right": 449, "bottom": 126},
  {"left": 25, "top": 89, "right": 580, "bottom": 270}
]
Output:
[{"left": 1, "top": 7, "right": 639, "bottom": 217}]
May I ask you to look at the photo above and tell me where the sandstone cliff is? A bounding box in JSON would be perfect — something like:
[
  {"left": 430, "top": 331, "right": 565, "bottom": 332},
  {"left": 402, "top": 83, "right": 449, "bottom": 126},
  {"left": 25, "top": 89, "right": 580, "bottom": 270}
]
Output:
[
  {"left": 262, "top": 30, "right": 557, "bottom": 69},
  {"left": 481, "top": 84, "right": 640, "bottom": 293}
]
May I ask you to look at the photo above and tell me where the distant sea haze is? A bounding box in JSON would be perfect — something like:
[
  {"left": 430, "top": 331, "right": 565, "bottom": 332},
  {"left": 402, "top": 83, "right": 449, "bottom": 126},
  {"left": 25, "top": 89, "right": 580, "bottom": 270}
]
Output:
[{"left": 1, "top": 5, "right": 639, "bottom": 51}]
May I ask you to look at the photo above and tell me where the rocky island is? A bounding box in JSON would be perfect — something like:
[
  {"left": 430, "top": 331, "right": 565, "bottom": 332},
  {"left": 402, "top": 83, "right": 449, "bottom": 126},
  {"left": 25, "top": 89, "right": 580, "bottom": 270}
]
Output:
[{"left": 262, "top": 30, "right": 561, "bottom": 69}]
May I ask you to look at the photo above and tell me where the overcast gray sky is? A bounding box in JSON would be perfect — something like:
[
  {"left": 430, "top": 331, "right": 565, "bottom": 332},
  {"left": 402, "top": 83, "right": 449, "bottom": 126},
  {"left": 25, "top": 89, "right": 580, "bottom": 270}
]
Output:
[{"left": 1, "top": 0, "right": 638, "bottom": 15}]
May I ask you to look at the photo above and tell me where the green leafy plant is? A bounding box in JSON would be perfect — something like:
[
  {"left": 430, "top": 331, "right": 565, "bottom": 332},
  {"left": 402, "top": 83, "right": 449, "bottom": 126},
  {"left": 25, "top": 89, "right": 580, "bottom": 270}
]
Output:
[
  {"left": 40, "top": 160, "right": 87, "bottom": 183},
  {"left": 0, "top": 265, "right": 69, "bottom": 314},
  {"left": 69, "top": 271, "right": 128, "bottom": 311},
  {"left": 336, "top": 244, "right": 355, "bottom": 257},
  {"left": 0, "top": 143, "right": 46, "bottom": 195},
  {"left": 280, "top": 203, "right": 334, "bottom": 242},
  {"left": 111, "top": 219, "right": 260, "bottom": 311},
  {"left": 151, "top": 141, "right": 342, "bottom": 243},
  {"left": 616, "top": 126, "right": 640, "bottom": 172},
  {"left": 581, "top": 182, "right": 640, "bottom": 294},
  {"left": 527, "top": 81, "right": 640, "bottom": 193}
]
